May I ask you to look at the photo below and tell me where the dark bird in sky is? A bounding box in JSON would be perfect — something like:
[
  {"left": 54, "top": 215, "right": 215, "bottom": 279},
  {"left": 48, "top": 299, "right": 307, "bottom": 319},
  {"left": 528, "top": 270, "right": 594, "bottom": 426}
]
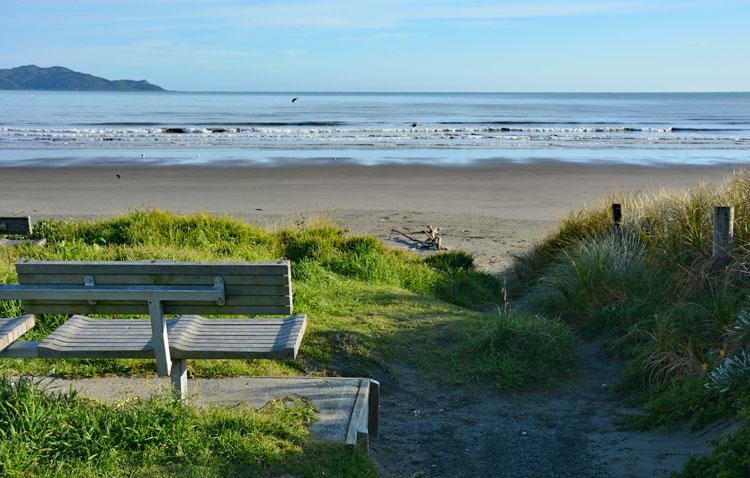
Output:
[
  {"left": 115, "top": 174, "right": 120, "bottom": 180},
  {"left": 412, "top": 122, "right": 417, "bottom": 128},
  {"left": 291, "top": 97, "right": 298, "bottom": 103}
]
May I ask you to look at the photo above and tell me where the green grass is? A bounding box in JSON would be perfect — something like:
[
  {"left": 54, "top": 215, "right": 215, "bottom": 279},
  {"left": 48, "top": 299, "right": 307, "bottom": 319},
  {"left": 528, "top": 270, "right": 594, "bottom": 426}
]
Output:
[
  {"left": 509, "top": 171, "right": 750, "bottom": 475},
  {"left": 0, "top": 377, "right": 375, "bottom": 477},
  {"left": 0, "top": 209, "right": 579, "bottom": 476}
]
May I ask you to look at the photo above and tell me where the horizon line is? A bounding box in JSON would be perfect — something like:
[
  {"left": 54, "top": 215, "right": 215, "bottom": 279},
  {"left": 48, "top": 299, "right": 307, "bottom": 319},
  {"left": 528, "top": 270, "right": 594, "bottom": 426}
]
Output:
[{"left": 10, "top": 89, "right": 749, "bottom": 94}]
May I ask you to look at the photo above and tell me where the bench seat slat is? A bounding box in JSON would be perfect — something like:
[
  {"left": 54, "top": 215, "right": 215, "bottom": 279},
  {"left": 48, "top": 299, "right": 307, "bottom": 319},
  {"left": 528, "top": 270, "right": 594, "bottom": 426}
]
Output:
[
  {"left": 0, "top": 284, "right": 224, "bottom": 302},
  {"left": 22, "top": 304, "right": 292, "bottom": 315},
  {"left": 18, "top": 274, "right": 290, "bottom": 287},
  {"left": 17, "top": 260, "right": 290, "bottom": 276},
  {"left": 37, "top": 315, "right": 306, "bottom": 360},
  {"left": 0, "top": 315, "right": 35, "bottom": 352},
  {"left": 0, "top": 217, "right": 32, "bottom": 235}
]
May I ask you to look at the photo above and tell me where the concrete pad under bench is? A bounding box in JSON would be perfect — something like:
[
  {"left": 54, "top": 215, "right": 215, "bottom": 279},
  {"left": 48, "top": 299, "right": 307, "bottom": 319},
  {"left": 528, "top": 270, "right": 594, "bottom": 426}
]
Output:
[
  {"left": 0, "top": 238, "right": 47, "bottom": 248},
  {"left": 27, "top": 375, "right": 379, "bottom": 450}
]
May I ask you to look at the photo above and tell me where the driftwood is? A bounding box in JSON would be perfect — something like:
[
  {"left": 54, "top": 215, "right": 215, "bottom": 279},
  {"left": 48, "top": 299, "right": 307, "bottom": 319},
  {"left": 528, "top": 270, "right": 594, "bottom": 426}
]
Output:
[{"left": 389, "top": 226, "right": 446, "bottom": 251}]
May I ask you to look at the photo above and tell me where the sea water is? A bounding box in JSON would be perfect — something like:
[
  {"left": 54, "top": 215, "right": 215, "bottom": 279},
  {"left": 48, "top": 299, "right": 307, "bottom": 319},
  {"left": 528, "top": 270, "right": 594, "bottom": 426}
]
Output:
[{"left": 0, "top": 91, "right": 748, "bottom": 166}]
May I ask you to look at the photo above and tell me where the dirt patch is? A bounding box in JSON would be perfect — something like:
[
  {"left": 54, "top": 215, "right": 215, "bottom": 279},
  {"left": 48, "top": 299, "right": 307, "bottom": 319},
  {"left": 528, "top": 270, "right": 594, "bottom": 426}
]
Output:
[{"left": 369, "top": 342, "right": 729, "bottom": 477}]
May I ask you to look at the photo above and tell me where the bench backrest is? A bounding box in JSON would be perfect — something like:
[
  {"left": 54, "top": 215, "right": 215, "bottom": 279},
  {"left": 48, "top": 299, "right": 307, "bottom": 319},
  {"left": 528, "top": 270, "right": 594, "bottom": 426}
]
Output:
[
  {"left": 0, "top": 217, "right": 32, "bottom": 236},
  {"left": 16, "top": 260, "right": 292, "bottom": 316}
]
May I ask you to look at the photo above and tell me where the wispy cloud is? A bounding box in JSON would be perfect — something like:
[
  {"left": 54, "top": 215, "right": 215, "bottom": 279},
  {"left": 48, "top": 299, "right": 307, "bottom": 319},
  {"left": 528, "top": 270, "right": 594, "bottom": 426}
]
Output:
[{"left": 13, "top": 0, "right": 736, "bottom": 32}]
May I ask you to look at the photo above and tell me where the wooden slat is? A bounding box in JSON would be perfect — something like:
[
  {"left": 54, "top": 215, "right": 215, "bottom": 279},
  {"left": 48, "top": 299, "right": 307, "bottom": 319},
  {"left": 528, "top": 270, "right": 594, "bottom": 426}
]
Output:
[
  {"left": 17, "top": 260, "right": 290, "bottom": 276},
  {"left": 15, "top": 260, "right": 294, "bottom": 316},
  {"left": 22, "top": 303, "right": 292, "bottom": 315},
  {"left": 0, "top": 217, "right": 32, "bottom": 235},
  {"left": 18, "top": 274, "right": 290, "bottom": 286},
  {"left": 36, "top": 315, "right": 306, "bottom": 360},
  {"left": 18, "top": 294, "right": 286, "bottom": 307},
  {"left": 0, "top": 315, "right": 35, "bottom": 351},
  {"left": 0, "top": 340, "right": 40, "bottom": 358}
]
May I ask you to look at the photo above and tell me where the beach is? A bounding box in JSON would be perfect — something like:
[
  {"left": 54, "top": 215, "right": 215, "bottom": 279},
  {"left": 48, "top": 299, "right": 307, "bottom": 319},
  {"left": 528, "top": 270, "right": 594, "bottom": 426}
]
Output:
[{"left": 0, "top": 161, "right": 739, "bottom": 271}]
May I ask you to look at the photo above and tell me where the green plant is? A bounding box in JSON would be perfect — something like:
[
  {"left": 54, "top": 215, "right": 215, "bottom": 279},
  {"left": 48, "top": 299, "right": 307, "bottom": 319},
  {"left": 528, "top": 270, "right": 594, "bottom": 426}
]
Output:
[{"left": 706, "top": 351, "right": 750, "bottom": 394}]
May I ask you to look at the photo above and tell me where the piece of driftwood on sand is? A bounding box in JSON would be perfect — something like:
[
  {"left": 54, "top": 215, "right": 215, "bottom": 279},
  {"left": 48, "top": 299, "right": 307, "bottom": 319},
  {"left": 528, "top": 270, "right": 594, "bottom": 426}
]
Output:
[{"left": 389, "top": 225, "right": 446, "bottom": 251}]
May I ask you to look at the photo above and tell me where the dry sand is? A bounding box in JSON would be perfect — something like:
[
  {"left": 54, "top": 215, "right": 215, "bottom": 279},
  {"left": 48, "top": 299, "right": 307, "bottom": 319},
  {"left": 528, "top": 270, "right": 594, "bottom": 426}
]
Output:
[
  {"left": 0, "top": 162, "right": 738, "bottom": 271},
  {"left": 0, "top": 161, "right": 743, "bottom": 477}
]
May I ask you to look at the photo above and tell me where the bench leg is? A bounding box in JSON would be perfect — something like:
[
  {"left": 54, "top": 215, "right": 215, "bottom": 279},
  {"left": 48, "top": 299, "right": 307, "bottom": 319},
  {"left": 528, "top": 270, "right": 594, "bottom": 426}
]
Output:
[
  {"left": 170, "top": 359, "right": 187, "bottom": 400},
  {"left": 148, "top": 299, "right": 172, "bottom": 377}
]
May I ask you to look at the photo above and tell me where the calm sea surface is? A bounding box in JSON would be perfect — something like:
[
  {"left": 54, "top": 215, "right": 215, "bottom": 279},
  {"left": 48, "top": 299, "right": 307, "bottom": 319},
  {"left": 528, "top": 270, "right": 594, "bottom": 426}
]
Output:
[{"left": 1, "top": 91, "right": 748, "bottom": 166}]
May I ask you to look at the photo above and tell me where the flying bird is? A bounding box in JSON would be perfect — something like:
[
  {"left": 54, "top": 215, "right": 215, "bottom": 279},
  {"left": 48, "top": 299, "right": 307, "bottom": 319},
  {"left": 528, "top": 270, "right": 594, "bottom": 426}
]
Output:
[
  {"left": 115, "top": 174, "right": 120, "bottom": 180},
  {"left": 412, "top": 122, "right": 417, "bottom": 128},
  {"left": 291, "top": 97, "right": 298, "bottom": 103}
]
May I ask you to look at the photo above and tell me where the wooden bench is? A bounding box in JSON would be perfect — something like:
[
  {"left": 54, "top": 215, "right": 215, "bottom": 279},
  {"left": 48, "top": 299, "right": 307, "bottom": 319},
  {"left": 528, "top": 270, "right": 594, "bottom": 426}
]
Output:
[
  {"left": 0, "top": 216, "right": 46, "bottom": 248},
  {"left": 0, "top": 259, "right": 306, "bottom": 399}
]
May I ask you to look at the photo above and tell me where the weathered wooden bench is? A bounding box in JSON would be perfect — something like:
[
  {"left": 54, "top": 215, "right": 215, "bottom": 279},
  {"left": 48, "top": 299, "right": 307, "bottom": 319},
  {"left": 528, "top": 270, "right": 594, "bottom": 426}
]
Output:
[
  {"left": 0, "top": 259, "right": 306, "bottom": 399},
  {"left": 0, "top": 216, "right": 46, "bottom": 247}
]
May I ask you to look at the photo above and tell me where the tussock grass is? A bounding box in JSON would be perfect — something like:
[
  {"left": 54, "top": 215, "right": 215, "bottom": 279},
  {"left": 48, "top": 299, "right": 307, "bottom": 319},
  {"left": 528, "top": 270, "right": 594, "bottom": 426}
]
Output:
[{"left": 511, "top": 171, "right": 750, "bottom": 474}]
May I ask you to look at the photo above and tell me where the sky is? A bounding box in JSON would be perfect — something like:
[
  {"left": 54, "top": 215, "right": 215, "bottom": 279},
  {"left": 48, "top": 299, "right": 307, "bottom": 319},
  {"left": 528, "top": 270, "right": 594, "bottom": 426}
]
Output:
[{"left": 1, "top": 0, "right": 749, "bottom": 92}]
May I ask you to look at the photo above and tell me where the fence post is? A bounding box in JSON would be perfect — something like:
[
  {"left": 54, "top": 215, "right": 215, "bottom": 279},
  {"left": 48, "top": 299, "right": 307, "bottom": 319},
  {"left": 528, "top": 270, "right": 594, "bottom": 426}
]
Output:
[
  {"left": 612, "top": 203, "right": 622, "bottom": 232},
  {"left": 712, "top": 206, "right": 734, "bottom": 260}
]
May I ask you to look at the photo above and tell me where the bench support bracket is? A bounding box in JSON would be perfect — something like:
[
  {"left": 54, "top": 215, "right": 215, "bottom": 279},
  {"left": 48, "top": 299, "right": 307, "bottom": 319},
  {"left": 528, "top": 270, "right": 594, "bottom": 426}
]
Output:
[
  {"left": 170, "top": 358, "right": 187, "bottom": 400},
  {"left": 148, "top": 299, "right": 172, "bottom": 377}
]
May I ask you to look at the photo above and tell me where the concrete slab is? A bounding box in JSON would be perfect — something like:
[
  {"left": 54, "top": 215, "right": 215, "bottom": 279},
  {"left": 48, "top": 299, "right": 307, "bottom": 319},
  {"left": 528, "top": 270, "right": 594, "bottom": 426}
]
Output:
[
  {"left": 0, "top": 238, "right": 46, "bottom": 248},
  {"left": 31, "top": 375, "right": 375, "bottom": 446}
]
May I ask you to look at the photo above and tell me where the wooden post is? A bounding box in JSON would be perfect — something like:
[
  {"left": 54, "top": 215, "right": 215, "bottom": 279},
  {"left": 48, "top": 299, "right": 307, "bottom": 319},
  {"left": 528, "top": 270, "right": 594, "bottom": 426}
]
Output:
[
  {"left": 612, "top": 203, "right": 622, "bottom": 232},
  {"left": 712, "top": 206, "right": 734, "bottom": 260}
]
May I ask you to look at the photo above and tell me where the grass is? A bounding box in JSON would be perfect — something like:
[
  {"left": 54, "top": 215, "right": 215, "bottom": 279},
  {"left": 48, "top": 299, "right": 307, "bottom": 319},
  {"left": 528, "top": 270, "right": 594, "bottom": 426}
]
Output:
[
  {"left": 509, "top": 171, "right": 750, "bottom": 475},
  {"left": 0, "top": 376, "right": 375, "bottom": 477},
  {"left": 0, "top": 209, "right": 579, "bottom": 476}
]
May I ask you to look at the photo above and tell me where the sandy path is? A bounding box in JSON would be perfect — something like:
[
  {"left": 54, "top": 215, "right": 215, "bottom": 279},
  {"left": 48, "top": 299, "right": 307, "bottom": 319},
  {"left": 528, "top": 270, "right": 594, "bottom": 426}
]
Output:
[{"left": 371, "top": 342, "right": 731, "bottom": 477}]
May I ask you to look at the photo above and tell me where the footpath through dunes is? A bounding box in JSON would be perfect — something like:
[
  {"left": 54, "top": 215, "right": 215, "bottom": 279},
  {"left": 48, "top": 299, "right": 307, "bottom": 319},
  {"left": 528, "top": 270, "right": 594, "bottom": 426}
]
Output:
[
  {"left": 371, "top": 343, "right": 725, "bottom": 478},
  {"left": 367, "top": 227, "right": 729, "bottom": 476}
]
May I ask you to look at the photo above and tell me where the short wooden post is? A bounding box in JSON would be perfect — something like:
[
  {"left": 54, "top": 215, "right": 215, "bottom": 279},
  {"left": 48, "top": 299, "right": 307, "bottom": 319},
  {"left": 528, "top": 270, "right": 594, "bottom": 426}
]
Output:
[
  {"left": 712, "top": 206, "right": 734, "bottom": 260},
  {"left": 612, "top": 203, "right": 622, "bottom": 232}
]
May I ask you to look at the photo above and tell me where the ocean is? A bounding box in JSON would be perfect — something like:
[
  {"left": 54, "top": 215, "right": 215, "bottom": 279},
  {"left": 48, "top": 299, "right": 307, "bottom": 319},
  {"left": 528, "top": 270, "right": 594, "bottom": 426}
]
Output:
[{"left": 1, "top": 91, "right": 748, "bottom": 167}]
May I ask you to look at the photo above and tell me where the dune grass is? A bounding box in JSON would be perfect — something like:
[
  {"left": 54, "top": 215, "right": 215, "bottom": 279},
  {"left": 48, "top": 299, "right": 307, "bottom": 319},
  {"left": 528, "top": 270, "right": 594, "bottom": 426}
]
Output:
[
  {"left": 0, "top": 209, "right": 578, "bottom": 476},
  {"left": 510, "top": 171, "right": 750, "bottom": 475}
]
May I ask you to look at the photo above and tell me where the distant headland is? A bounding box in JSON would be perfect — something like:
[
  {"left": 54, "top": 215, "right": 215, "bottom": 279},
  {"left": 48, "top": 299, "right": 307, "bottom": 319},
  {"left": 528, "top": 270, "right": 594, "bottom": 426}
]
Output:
[{"left": 0, "top": 65, "right": 164, "bottom": 91}]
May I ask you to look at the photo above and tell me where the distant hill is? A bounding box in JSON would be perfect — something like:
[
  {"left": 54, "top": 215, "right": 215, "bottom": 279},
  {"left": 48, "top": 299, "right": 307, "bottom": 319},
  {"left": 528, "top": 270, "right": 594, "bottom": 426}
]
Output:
[{"left": 0, "top": 65, "right": 164, "bottom": 91}]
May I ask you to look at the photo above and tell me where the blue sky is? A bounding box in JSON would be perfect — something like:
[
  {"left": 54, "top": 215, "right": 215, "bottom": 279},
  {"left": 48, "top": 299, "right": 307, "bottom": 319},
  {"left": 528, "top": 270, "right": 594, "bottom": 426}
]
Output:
[{"left": 1, "top": 0, "right": 749, "bottom": 92}]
